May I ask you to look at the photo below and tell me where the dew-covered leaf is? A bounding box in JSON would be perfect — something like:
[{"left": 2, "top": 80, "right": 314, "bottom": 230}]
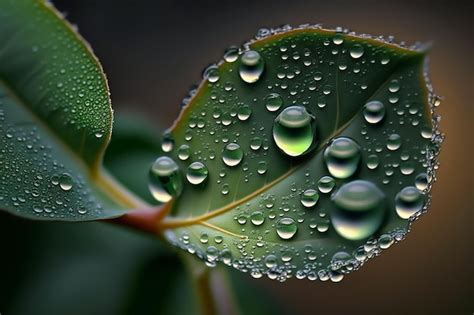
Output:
[
  {"left": 0, "top": 0, "right": 136, "bottom": 220},
  {"left": 156, "top": 27, "right": 442, "bottom": 281}
]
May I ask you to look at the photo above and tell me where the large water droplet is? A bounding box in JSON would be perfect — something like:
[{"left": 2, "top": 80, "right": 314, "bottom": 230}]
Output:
[
  {"left": 148, "top": 156, "right": 183, "bottom": 203},
  {"left": 239, "top": 50, "right": 264, "bottom": 83},
  {"left": 186, "top": 161, "right": 209, "bottom": 185},
  {"left": 276, "top": 217, "right": 297, "bottom": 240},
  {"left": 265, "top": 93, "right": 283, "bottom": 112},
  {"left": 395, "top": 186, "right": 424, "bottom": 219},
  {"left": 331, "top": 180, "right": 386, "bottom": 241},
  {"left": 324, "top": 137, "right": 361, "bottom": 179},
  {"left": 222, "top": 143, "right": 243, "bottom": 166},
  {"left": 273, "top": 105, "right": 315, "bottom": 157},
  {"left": 363, "top": 101, "right": 385, "bottom": 124}
]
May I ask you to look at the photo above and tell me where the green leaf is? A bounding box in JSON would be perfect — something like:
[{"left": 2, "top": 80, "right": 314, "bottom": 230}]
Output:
[
  {"left": 0, "top": 0, "right": 142, "bottom": 221},
  {"left": 158, "top": 27, "right": 442, "bottom": 281}
]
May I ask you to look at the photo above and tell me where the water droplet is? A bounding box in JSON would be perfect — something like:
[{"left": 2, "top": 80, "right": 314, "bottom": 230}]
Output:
[
  {"left": 203, "top": 65, "right": 219, "bottom": 83},
  {"left": 264, "top": 93, "right": 283, "bottom": 112},
  {"left": 301, "top": 189, "right": 319, "bottom": 208},
  {"left": 222, "top": 143, "right": 243, "bottom": 167},
  {"left": 178, "top": 144, "right": 190, "bottom": 160},
  {"left": 224, "top": 46, "right": 239, "bottom": 63},
  {"left": 387, "top": 133, "right": 401, "bottom": 151},
  {"left": 95, "top": 132, "right": 103, "bottom": 139},
  {"left": 415, "top": 173, "right": 429, "bottom": 191},
  {"left": 318, "top": 176, "right": 335, "bottom": 194},
  {"left": 388, "top": 79, "right": 400, "bottom": 92},
  {"left": 331, "top": 180, "right": 386, "bottom": 241},
  {"left": 186, "top": 161, "right": 209, "bottom": 185},
  {"left": 363, "top": 101, "right": 385, "bottom": 124},
  {"left": 273, "top": 105, "right": 315, "bottom": 157},
  {"left": 148, "top": 156, "right": 183, "bottom": 203},
  {"left": 367, "top": 154, "right": 379, "bottom": 170},
  {"left": 324, "top": 137, "right": 361, "bottom": 179},
  {"left": 379, "top": 234, "right": 394, "bottom": 249},
  {"left": 349, "top": 44, "right": 364, "bottom": 59},
  {"left": 239, "top": 50, "right": 264, "bottom": 83},
  {"left": 265, "top": 254, "right": 278, "bottom": 268},
  {"left": 250, "top": 137, "right": 262, "bottom": 151},
  {"left": 59, "top": 173, "right": 73, "bottom": 191},
  {"left": 257, "top": 161, "right": 267, "bottom": 175},
  {"left": 276, "top": 217, "right": 297, "bottom": 240},
  {"left": 237, "top": 105, "right": 252, "bottom": 121},
  {"left": 395, "top": 186, "right": 424, "bottom": 219},
  {"left": 161, "top": 132, "right": 174, "bottom": 152},
  {"left": 250, "top": 211, "right": 265, "bottom": 226}
]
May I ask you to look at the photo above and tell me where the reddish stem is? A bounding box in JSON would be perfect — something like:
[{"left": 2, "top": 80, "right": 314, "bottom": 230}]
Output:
[{"left": 106, "top": 203, "right": 170, "bottom": 235}]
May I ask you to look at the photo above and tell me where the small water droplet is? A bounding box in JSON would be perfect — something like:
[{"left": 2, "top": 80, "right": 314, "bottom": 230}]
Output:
[
  {"left": 276, "top": 217, "right": 297, "bottom": 240},
  {"left": 264, "top": 93, "right": 283, "bottom": 112},
  {"left": 415, "top": 173, "right": 429, "bottom": 191},
  {"left": 395, "top": 186, "right": 424, "bottom": 219},
  {"left": 349, "top": 44, "right": 364, "bottom": 59},
  {"left": 367, "top": 154, "right": 379, "bottom": 170},
  {"left": 387, "top": 134, "right": 402, "bottom": 151},
  {"left": 148, "top": 156, "right": 183, "bottom": 203},
  {"left": 363, "top": 101, "right": 385, "bottom": 124},
  {"left": 250, "top": 211, "right": 265, "bottom": 226},
  {"left": 186, "top": 161, "right": 209, "bottom": 185},
  {"left": 301, "top": 189, "right": 319, "bottom": 208},
  {"left": 224, "top": 46, "right": 239, "bottom": 63},
  {"left": 59, "top": 173, "right": 73, "bottom": 191},
  {"left": 324, "top": 137, "right": 361, "bottom": 179},
  {"left": 203, "top": 65, "right": 220, "bottom": 83},
  {"left": 318, "top": 176, "right": 335, "bottom": 194},
  {"left": 222, "top": 143, "right": 243, "bottom": 167},
  {"left": 239, "top": 50, "right": 264, "bottom": 83}
]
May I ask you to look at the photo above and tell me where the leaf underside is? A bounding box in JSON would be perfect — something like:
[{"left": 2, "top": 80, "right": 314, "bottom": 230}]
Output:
[
  {"left": 161, "top": 27, "right": 442, "bottom": 281},
  {"left": 0, "top": 0, "right": 124, "bottom": 220}
]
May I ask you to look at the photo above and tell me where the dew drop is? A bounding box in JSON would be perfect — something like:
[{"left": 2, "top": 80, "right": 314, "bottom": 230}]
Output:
[
  {"left": 250, "top": 137, "right": 262, "bottom": 151},
  {"left": 331, "top": 180, "right": 386, "bottom": 241},
  {"left": 395, "top": 186, "right": 424, "bottom": 219},
  {"left": 239, "top": 50, "right": 264, "bottom": 83},
  {"left": 237, "top": 104, "right": 252, "bottom": 121},
  {"left": 148, "top": 156, "right": 183, "bottom": 203},
  {"left": 367, "top": 154, "right": 379, "bottom": 170},
  {"left": 387, "top": 133, "right": 402, "bottom": 151},
  {"left": 349, "top": 44, "right": 364, "bottom": 59},
  {"left": 264, "top": 93, "right": 283, "bottom": 112},
  {"left": 224, "top": 46, "right": 239, "bottom": 63},
  {"left": 59, "top": 173, "right": 73, "bottom": 191},
  {"left": 324, "top": 137, "right": 361, "bottom": 179},
  {"left": 222, "top": 143, "right": 243, "bottom": 166},
  {"left": 301, "top": 189, "right": 319, "bottom": 208},
  {"left": 363, "top": 101, "right": 385, "bottom": 124},
  {"left": 250, "top": 211, "right": 265, "bottom": 226},
  {"left": 276, "top": 217, "right": 297, "bottom": 240},
  {"left": 186, "top": 161, "right": 209, "bottom": 185},
  {"left": 273, "top": 105, "right": 315, "bottom": 157},
  {"left": 415, "top": 173, "right": 429, "bottom": 191},
  {"left": 318, "top": 176, "right": 335, "bottom": 194},
  {"left": 178, "top": 144, "right": 190, "bottom": 160},
  {"left": 203, "top": 65, "right": 220, "bottom": 83}
]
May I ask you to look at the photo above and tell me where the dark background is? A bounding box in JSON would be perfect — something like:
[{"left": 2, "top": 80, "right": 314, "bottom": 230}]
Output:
[{"left": 41, "top": 0, "right": 474, "bottom": 314}]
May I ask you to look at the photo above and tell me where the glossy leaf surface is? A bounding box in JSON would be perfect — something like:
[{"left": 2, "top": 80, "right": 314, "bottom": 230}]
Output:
[
  {"left": 159, "top": 27, "right": 442, "bottom": 281},
  {"left": 0, "top": 0, "right": 131, "bottom": 220}
]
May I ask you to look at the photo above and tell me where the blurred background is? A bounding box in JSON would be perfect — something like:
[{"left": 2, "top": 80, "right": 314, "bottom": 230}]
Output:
[{"left": 1, "top": 0, "right": 472, "bottom": 314}]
